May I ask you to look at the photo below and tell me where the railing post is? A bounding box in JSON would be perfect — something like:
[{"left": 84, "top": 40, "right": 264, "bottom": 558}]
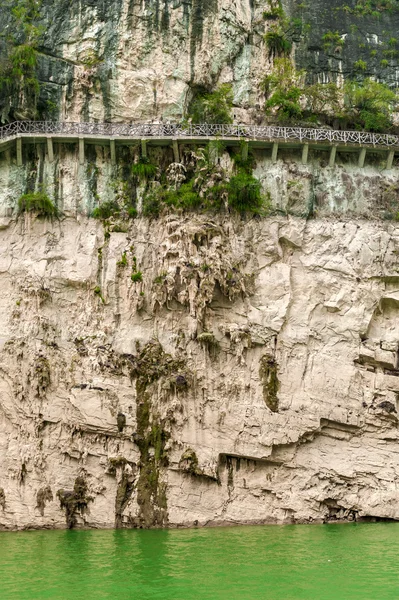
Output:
[
  {"left": 272, "top": 142, "right": 279, "bottom": 163},
  {"left": 241, "top": 140, "right": 249, "bottom": 162},
  {"left": 79, "top": 137, "right": 85, "bottom": 165},
  {"left": 386, "top": 149, "right": 395, "bottom": 170},
  {"left": 358, "top": 147, "right": 366, "bottom": 168},
  {"left": 110, "top": 139, "right": 116, "bottom": 165},
  {"left": 47, "top": 136, "right": 54, "bottom": 163},
  {"left": 302, "top": 142, "right": 309, "bottom": 165},
  {"left": 329, "top": 145, "right": 337, "bottom": 168},
  {"left": 172, "top": 139, "right": 180, "bottom": 163},
  {"left": 16, "top": 137, "right": 22, "bottom": 166}
]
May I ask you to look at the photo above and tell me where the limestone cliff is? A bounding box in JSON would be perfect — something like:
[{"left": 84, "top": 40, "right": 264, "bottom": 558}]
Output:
[
  {"left": 2, "top": 0, "right": 399, "bottom": 124},
  {"left": 1, "top": 209, "right": 399, "bottom": 529},
  {"left": 1, "top": 0, "right": 399, "bottom": 530}
]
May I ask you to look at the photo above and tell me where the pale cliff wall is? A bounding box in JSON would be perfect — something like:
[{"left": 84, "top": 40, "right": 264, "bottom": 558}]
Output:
[
  {"left": 0, "top": 0, "right": 269, "bottom": 123},
  {"left": 3, "top": 0, "right": 399, "bottom": 124},
  {"left": 1, "top": 0, "right": 399, "bottom": 530},
  {"left": 1, "top": 211, "right": 399, "bottom": 529}
]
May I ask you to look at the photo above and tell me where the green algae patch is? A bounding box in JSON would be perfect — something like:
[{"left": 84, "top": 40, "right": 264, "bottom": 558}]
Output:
[
  {"left": 115, "top": 466, "right": 135, "bottom": 529},
  {"left": 259, "top": 355, "right": 280, "bottom": 413},
  {"left": 131, "top": 342, "right": 187, "bottom": 528},
  {"left": 36, "top": 486, "right": 53, "bottom": 517},
  {"left": 179, "top": 449, "right": 200, "bottom": 475},
  {"left": 57, "top": 477, "right": 92, "bottom": 529}
]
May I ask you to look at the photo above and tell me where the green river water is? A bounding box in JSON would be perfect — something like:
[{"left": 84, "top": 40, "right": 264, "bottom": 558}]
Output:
[{"left": 1, "top": 523, "right": 398, "bottom": 600}]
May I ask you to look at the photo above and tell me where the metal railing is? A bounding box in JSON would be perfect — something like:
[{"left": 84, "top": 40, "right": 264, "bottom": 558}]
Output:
[{"left": 1, "top": 121, "right": 399, "bottom": 148}]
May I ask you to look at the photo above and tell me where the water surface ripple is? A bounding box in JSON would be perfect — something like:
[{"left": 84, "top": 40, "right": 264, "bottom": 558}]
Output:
[{"left": 1, "top": 523, "right": 399, "bottom": 599}]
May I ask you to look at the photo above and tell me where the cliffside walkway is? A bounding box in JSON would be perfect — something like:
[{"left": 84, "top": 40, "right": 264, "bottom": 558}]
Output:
[{"left": 1, "top": 121, "right": 398, "bottom": 169}]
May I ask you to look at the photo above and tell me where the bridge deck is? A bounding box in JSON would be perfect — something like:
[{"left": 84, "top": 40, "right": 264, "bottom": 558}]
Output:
[
  {"left": 0, "top": 122, "right": 398, "bottom": 168},
  {"left": 0, "top": 133, "right": 393, "bottom": 153}
]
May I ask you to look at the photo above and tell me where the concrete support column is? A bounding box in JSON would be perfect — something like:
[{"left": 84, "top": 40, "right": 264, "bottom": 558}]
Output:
[
  {"left": 302, "top": 143, "right": 309, "bottom": 165},
  {"left": 241, "top": 140, "right": 249, "bottom": 162},
  {"left": 110, "top": 139, "right": 116, "bottom": 165},
  {"left": 358, "top": 147, "right": 366, "bottom": 168},
  {"left": 172, "top": 139, "right": 180, "bottom": 163},
  {"left": 16, "top": 137, "right": 22, "bottom": 166},
  {"left": 141, "top": 139, "right": 147, "bottom": 158},
  {"left": 386, "top": 149, "right": 395, "bottom": 170},
  {"left": 329, "top": 145, "right": 337, "bottom": 168},
  {"left": 79, "top": 137, "right": 85, "bottom": 165},
  {"left": 47, "top": 136, "right": 54, "bottom": 163},
  {"left": 209, "top": 141, "right": 219, "bottom": 165},
  {"left": 271, "top": 142, "right": 278, "bottom": 163}
]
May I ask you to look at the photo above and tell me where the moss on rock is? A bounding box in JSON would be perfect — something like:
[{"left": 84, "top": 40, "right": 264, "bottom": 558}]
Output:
[
  {"left": 130, "top": 341, "right": 186, "bottom": 528},
  {"left": 57, "top": 476, "right": 92, "bottom": 529},
  {"left": 36, "top": 486, "right": 53, "bottom": 517},
  {"left": 259, "top": 355, "right": 280, "bottom": 413}
]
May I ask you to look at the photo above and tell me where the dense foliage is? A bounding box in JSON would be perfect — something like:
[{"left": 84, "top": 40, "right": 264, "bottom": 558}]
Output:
[
  {"left": 0, "top": 0, "right": 42, "bottom": 121},
  {"left": 227, "top": 172, "right": 263, "bottom": 214},
  {"left": 262, "top": 57, "right": 398, "bottom": 132},
  {"left": 344, "top": 79, "right": 397, "bottom": 132},
  {"left": 18, "top": 192, "right": 57, "bottom": 217},
  {"left": 188, "top": 84, "right": 233, "bottom": 124},
  {"left": 132, "top": 157, "right": 157, "bottom": 181}
]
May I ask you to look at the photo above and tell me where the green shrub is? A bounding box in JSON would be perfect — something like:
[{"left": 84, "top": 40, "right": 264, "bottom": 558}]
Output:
[
  {"left": 92, "top": 200, "right": 120, "bottom": 220},
  {"left": 0, "top": 0, "right": 43, "bottom": 120},
  {"left": 94, "top": 286, "right": 105, "bottom": 303},
  {"left": 203, "top": 183, "right": 228, "bottom": 212},
  {"left": 131, "top": 272, "right": 143, "bottom": 283},
  {"left": 263, "top": 58, "right": 304, "bottom": 121},
  {"left": 117, "top": 252, "right": 128, "bottom": 267},
  {"left": 304, "top": 82, "right": 341, "bottom": 116},
  {"left": 142, "top": 190, "right": 161, "bottom": 218},
  {"left": 265, "top": 28, "right": 292, "bottom": 57},
  {"left": 163, "top": 182, "right": 201, "bottom": 211},
  {"left": 18, "top": 192, "right": 57, "bottom": 217},
  {"left": 127, "top": 206, "right": 138, "bottom": 219},
  {"left": 188, "top": 84, "right": 233, "bottom": 124},
  {"left": 342, "top": 0, "right": 397, "bottom": 15},
  {"left": 354, "top": 59, "right": 368, "bottom": 71},
  {"left": 344, "top": 79, "right": 397, "bottom": 132},
  {"left": 227, "top": 171, "right": 263, "bottom": 214},
  {"left": 154, "top": 272, "right": 167, "bottom": 284},
  {"left": 232, "top": 149, "right": 254, "bottom": 174},
  {"left": 263, "top": 5, "right": 285, "bottom": 19},
  {"left": 322, "top": 31, "right": 344, "bottom": 53},
  {"left": 132, "top": 157, "right": 157, "bottom": 181},
  {"left": 265, "top": 86, "right": 303, "bottom": 120}
]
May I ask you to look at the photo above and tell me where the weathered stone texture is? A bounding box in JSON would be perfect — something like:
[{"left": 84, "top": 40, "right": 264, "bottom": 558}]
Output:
[{"left": 0, "top": 213, "right": 399, "bottom": 529}]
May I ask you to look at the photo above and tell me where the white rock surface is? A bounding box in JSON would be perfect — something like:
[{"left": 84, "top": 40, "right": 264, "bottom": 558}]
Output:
[
  {"left": 58, "top": 0, "right": 269, "bottom": 123},
  {"left": 0, "top": 213, "right": 399, "bottom": 529}
]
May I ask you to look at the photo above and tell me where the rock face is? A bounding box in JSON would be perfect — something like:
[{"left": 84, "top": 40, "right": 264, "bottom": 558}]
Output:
[
  {"left": 0, "top": 0, "right": 269, "bottom": 123},
  {"left": 1, "top": 211, "right": 399, "bottom": 529},
  {"left": 3, "top": 0, "right": 399, "bottom": 124},
  {"left": 1, "top": 0, "right": 399, "bottom": 530}
]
